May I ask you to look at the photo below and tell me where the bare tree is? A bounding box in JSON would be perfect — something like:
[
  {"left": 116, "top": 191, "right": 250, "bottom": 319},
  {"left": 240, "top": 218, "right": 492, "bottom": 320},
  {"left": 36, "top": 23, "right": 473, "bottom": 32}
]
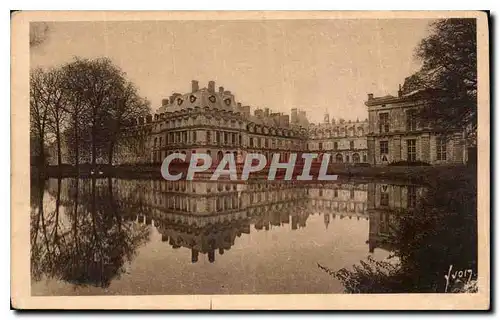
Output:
[
  {"left": 30, "top": 68, "right": 50, "bottom": 166},
  {"left": 61, "top": 57, "right": 150, "bottom": 167},
  {"left": 105, "top": 82, "right": 151, "bottom": 165},
  {"left": 44, "top": 68, "right": 68, "bottom": 166}
]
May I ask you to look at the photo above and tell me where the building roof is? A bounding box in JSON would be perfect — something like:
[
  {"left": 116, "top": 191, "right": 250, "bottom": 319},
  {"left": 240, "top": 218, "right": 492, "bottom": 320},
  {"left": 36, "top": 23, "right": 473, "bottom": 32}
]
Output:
[{"left": 162, "top": 87, "right": 238, "bottom": 113}]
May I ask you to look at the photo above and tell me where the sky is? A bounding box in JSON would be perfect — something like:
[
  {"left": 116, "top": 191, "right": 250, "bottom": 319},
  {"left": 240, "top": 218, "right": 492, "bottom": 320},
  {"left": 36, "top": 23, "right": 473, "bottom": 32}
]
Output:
[{"left": 30, "top": 19, "right": 434, "bottom": 123}]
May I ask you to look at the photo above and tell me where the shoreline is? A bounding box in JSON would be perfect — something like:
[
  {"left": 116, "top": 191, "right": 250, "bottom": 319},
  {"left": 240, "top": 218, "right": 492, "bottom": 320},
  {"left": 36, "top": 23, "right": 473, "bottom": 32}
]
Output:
[{"left": 32, "top": 163, "right": 475, "bottom": 185}]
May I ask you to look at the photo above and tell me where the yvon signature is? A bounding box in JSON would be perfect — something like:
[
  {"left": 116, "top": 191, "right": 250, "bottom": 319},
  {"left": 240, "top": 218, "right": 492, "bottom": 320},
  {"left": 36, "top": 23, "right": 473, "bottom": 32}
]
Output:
[{"left": 444, "top": 265, "right": 474, "bottom": 293}]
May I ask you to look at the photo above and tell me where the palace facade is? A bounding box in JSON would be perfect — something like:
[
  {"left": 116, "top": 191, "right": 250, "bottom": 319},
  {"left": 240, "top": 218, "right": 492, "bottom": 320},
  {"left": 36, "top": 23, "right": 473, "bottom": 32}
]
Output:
[
  {"left": 115, "top": 80, "right": 370, "bottom": 166},
  {"left": 307, "top": 114, "right": 369, "bottom": 164},
  {"left": 365, "top": 76, "right": 468, "bottom": 165}
]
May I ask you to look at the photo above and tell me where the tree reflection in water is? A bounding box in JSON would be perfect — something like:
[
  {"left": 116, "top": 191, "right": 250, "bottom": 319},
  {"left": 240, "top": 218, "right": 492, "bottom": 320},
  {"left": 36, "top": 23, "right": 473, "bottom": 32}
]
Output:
[
  {"left": 320, "top": 173, "right": 477, "bottom": 293},
  {"left": 30, "top": 177, "right": 150, "bottom": 288}
]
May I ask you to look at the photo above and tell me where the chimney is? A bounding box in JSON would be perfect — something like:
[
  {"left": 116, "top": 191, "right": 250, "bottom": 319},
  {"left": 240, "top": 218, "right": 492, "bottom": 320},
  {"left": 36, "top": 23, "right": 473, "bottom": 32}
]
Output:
[
  {"left": 368, "top": 93, "right": 374, "bottom": 100},
  {"left": 398, "top": 84, "right": 402, "bottom": 97},
  {"left": 291, "top": 108, "right": 298, "bottom": 124},
  {"left": 192, "top": 80, "right": 199, "bottom": 92},
  {"left": 242, "top": 105, "right": 251, "bottom": 116},
  {"left": 219, "top": 86, "right": 224, "bottom": 94},
  {"left": 237, "top": 102, "right": 242, "bottom": 109},
  {"left": 264, "top": 108, "right": 270, "bottom": 117},
  {"left": 208, "top": 81, "right": 215, "bottom": 93},
  {"left": 161, "top": 99, "right": 169, "bottom": 107}
]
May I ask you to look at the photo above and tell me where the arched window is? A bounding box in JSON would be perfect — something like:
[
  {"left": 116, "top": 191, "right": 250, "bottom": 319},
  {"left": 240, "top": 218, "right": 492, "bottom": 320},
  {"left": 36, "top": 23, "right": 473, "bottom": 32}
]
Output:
[
  {"left": 335, "top": 153, "right": 343, "bottom": 163},
  {"left": 352, "top": 153, "right": 360, "bottom": 163},
  {"left": 363, "top": 154, "right": 367, "bottom": 163}
]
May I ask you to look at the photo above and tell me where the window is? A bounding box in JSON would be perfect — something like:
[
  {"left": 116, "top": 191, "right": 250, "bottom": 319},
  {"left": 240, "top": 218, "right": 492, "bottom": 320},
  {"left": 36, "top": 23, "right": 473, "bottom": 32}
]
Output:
[
  {"left": 350, "top": 189, "right": 355, "bottom": 199},
  {"left": 346, "top": 155, "right": 350, "bottom": 162},
  {"left": 379, "top": 113, "right": 389, "bottom": 133},
  {"left": 206, "top": 131, "right": 211, "bottom": 143},
  {"left": 407, "top": 185, "right": 417, "bottom": 208},
  {"left": 436, "top": 137, "right": 447, "bottom": 161},
  {"left": 154, "top": 137, "right": 158, "bottom": 148},
  {"left": 250, "top": 137, "right": 254, "bottom": 148},
  {"left": 232, "top": 133, "right": 236, "bottom": 145},
  {"left": 380, "top": 192, "right": 389, "bottom": 206},
  {"left": 380, "top": 141, "right": 389, "bottom": 154},
  {"left": 192, "top": 131, "right": 197, "bottom": 142},
  {"left": 363, "top": 154, "right": 367, "bottom": 162},
  {"left": 407, "top": 139, "right": 416, "bottom": 162},
  {"left": 216, "top": 131, "right": 221, "bottom": 143},
  {"left": 159, "top": 137, "right": 162, "bottom": 147},
  {"left": 350, "top": 141, "right": 354, "bottom": 149},
  {"left": 406, "top": 109, "right": 417, "bottom": 131},
  {"left": 352, "top": 153, "right": 360, "bottom": 163},
  {"left": 319, "top": 142, "right": 323, "bottom": 150},
  {"left": 335, "top": 153, "right": 343, "bottom": 163},
  {"left": 334, "top": 142, "right": 338, "bottom": 150}
]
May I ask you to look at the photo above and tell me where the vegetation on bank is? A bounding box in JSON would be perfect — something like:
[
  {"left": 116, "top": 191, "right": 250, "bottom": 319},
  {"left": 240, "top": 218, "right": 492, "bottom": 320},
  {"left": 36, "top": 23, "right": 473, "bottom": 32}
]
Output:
[
  {"left": 30, "top": 57, "right": 151, "bottom": 169},
  {"left": 319, "top": 166, "right": 478, "bottom": 293}
]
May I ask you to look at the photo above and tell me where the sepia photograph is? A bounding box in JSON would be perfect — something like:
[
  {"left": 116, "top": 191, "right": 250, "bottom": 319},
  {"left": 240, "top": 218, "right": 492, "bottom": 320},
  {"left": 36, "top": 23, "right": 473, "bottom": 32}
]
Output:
[{"left": 11, "top": 10, "right": 489, "bottom": 310}]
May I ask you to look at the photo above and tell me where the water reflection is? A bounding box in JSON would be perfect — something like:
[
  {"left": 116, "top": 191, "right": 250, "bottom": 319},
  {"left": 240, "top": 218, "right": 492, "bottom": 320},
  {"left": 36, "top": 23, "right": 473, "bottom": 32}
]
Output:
[
  {"left": 31, "top": 177, "right": 151, "bottom": 288},
  {"left": 31, "top": 177, "right": 431, "bottom": 294}
]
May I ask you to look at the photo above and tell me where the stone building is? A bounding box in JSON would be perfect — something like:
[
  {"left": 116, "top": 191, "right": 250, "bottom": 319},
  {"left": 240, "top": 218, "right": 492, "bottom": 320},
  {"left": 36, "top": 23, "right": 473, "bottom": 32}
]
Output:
[
  {"left": 365, "top": 79, "right": 468, "bottom": 165},
  {"left": 308, "top": 114, "right": 369, "bottom": 164},
  {"left": 118, "top": 80, "right": 309, "bottom": 165},
  {"left": 117, "top": 80, "right": 369, "bottom": 166}
]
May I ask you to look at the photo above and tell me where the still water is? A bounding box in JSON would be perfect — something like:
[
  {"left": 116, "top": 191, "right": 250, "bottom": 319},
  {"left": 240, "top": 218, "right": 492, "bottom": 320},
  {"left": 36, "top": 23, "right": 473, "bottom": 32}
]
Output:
[{"left": 30, "top": 177, "right": 430, "bottom": 295}]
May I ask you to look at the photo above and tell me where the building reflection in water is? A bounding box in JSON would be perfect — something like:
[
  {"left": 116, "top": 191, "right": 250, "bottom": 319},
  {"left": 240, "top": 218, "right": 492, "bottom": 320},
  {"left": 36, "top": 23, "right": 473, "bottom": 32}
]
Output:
[
  {"left": 36, "top": 177, "right": 425, "bottom": 270},
  {"left": 367, "top": 182, "right": 426, "bottom": 253},
  {"left": 88, "top": 178, "right": 375, "bottom": 264}
]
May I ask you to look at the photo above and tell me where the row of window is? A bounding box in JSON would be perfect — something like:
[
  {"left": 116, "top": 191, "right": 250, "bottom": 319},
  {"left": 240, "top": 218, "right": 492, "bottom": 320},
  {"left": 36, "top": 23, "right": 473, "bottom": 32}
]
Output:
[
  {"left": 310, "top": 127, "right": 365, "bottom": 138},
  {"left": 248, "top": 136, "right": 302, "bottom": 149},
  {"left": 378, "top": 110, "right": 418, "bottom": 133},
  {"left": 379, "top": 138, "right": 447, "bottom": 161},
  {"left": 315, "top": 141, "right": 358, "bottom": 151}
]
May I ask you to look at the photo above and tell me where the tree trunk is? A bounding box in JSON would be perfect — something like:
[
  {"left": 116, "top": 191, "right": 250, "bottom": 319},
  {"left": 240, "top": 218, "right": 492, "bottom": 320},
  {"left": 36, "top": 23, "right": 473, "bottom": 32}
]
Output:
[
  {"left": 56, "top": 123, "right": 62, "bottom": 166},
  {"left": 74, "top": 114, "right": 79, "bottom": 170},
  {"left": 38, "top": 135, "right": 45, "bottom": 167},
  {"left": 91, "top": 109, "right": 97, "bottom": 167},
  {"left": 108, "top": 140, "right": 115, "bottom": 166}
]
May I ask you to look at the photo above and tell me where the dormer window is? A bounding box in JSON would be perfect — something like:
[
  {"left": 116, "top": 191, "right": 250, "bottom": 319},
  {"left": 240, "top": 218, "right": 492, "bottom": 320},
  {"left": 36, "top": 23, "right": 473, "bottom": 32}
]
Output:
[
  {"left": 209, "top": 95, "right": 216, "bottom": 103},
  {"left": 189, "top": 95, "right": 197, "bottom": 103},
  {"left": 177, "top": 98, "right": 183, "bottom": 106},
  {"left": 224, "top": 98, "right": 231, "bottom": 106}
]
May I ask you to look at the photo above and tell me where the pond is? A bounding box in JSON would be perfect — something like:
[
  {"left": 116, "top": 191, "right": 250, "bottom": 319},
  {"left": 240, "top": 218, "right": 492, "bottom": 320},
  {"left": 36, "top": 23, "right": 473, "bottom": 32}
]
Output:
[{"left": 30, "top": 176, "right": 476, "bottom": 295}]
